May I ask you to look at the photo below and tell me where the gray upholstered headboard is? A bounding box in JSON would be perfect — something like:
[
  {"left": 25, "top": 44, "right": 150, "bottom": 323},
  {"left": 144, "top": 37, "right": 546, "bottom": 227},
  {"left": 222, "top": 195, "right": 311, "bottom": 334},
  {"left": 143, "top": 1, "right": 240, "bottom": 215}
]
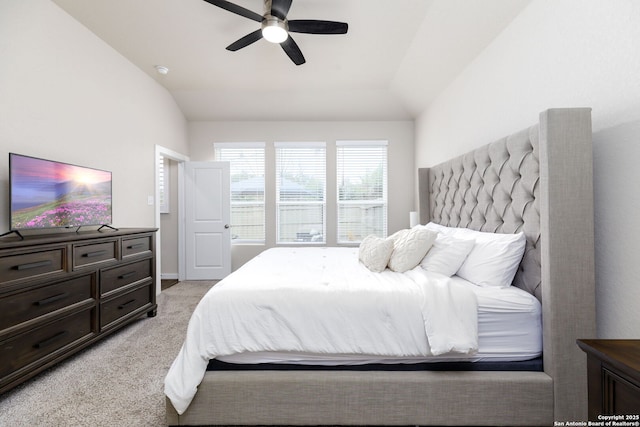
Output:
[
  {"left": 419, "top": 125, "right": 541, "bottom": 300},
  {"left": 418, "top": 108, "right": 597, "bottom": 419}
]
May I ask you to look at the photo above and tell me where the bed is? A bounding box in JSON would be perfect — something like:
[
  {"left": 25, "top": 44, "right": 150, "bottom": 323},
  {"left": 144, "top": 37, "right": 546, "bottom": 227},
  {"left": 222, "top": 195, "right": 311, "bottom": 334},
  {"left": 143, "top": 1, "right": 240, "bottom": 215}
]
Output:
[{"left": 165, "top": 108, "right": 596, "bottom": 426}]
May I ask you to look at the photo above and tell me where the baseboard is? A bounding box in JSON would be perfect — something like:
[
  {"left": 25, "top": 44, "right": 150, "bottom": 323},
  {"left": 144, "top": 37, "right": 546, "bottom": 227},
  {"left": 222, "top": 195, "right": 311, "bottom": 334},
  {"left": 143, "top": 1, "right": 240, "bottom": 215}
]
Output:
[{"left": 161, "top": 273, "right": 178, "bottom": 280}]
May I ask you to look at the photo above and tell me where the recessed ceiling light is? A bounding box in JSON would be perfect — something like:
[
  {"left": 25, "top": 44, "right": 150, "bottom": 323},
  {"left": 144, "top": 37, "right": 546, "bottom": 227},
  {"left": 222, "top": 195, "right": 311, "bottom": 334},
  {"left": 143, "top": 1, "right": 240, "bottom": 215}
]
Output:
[{"left": 155, "top": 65, "right": 169, "bottom": 75}]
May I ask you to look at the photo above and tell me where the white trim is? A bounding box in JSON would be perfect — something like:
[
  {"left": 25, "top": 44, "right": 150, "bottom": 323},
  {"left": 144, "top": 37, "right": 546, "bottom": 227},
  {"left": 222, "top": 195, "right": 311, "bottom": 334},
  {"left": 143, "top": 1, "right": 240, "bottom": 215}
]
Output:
[
  {"left": 154, "top": 145, "right": 190, "bottom": 297},
  {"left": 274, "top": 141, "right": 326, "bottom": 148},
  {"left": 336, "top": 140, "right": 388, "bottom": 146},
  {"left": 156, "top": 145, "right": 190, "bottom": 162},
  {"left": 161, "top": 273, "right": 179, "bottom": 280}
]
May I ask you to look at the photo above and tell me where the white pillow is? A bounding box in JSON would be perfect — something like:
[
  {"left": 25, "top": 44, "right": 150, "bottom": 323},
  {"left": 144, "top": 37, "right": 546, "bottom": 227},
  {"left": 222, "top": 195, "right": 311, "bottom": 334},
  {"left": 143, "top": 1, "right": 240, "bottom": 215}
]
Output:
[
  {"left": 419, "top": 234, "right": 475, "bottom": 277},
  {"left": 422, "top": 223, "right": 526, "bottom": 287},
  {"left": 455, "top": 229, "right": 526, "bottom": 287},
  {"left": 422, "top": 222, "right": 451, "bottom": 234},
  {"left": 388, "top": 228, "right": 438, "bottom": 273},
  {"left": 358, "top": 235, "right": 394, "bottom": 272}
]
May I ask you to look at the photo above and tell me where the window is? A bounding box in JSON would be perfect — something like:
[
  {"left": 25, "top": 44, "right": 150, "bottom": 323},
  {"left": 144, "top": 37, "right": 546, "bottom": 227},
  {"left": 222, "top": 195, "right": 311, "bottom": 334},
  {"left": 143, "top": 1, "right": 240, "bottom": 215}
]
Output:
[
  {"left": 275, "top": 142, "right": 326, "bottom": 244},
  {"left": 214, "top": 143, "right": 265, "bottom": 243},
  {"left": 336, "top": 141, "right": 388, "bottom": 243},
  {"left": 158, "top": 155, "right": 170, "bottom": 214}
]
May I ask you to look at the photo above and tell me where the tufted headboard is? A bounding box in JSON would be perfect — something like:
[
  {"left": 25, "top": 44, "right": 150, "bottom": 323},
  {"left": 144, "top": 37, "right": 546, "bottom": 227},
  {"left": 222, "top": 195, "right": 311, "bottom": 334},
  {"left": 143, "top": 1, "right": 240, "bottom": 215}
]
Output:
[
  {"left": 418, "top": 108, "right": 596, "bottom": 419},
  {"left": 420, "top": 125, "right": 541, "bottom": 300}
]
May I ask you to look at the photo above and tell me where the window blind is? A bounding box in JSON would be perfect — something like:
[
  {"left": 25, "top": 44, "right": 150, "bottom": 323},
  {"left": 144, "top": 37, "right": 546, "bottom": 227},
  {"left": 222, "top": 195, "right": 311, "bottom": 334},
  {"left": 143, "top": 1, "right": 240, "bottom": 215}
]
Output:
[
  {"left": 214, "top": 143, "right": 265, "bottom": 243},
  {"left": 336, "top": 141, "right": 388, "bottom": 243},
  {"left": 158, "top": 155, "right": 169, "bottom": 214},
  {"left": 275, "top": 142, "right": 326, "bottom": 244}
]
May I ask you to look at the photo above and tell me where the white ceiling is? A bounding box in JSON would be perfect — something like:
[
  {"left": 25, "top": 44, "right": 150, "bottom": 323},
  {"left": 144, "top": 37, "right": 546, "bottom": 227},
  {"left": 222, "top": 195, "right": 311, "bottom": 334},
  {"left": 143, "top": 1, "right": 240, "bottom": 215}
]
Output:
[{"left": 52, "top": 0, "right": 531, "bottom": 121}]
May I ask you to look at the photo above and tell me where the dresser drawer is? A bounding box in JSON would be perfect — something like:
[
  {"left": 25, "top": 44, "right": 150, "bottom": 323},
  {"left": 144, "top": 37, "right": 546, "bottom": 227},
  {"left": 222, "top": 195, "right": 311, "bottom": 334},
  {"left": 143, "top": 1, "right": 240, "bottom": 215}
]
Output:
[
  {"left": 100, "top": 285, "right": 152, "bottom": 329},
  {"left": 73, "top": 240, "right": 117, "bottom": 269},
  {"left": 0, "top": 248, "right": 65, "bottom": 287},
  {"left": 0, "top": 308, "right": 94, "bottom": 379},
  {"left": 0, "top": 274, "right": 95, "bottom": 332},
  {"left": 100, "top": 258, "right": 152, "bottom": 295},
  {"left": 603, "top": 367, "right": 640, "bottom": 414},
  {"left": 578, "top": 339, "right": 640, "bottom": 420},
  {"left": 122, "top": 235, "right": 152, "bottom": 259}
]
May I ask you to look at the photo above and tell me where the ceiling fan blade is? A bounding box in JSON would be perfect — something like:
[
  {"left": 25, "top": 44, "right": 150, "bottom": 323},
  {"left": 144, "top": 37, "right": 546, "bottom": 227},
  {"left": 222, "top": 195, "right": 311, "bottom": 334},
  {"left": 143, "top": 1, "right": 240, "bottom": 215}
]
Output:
[
  {"left": 202, "top": 0, "right": 263, "bottom": 22},
  {"left": 270, "top": 0, "right": 293, "bottom": 20},
  {"left": 288, "top": 20, "right": 348, "bottom": 35},
  {"left": 226, "top": 29, "right": 263, "bottom": 51},
  {"left": 280, "top": 36, "right": 305, "bottom": 65}
]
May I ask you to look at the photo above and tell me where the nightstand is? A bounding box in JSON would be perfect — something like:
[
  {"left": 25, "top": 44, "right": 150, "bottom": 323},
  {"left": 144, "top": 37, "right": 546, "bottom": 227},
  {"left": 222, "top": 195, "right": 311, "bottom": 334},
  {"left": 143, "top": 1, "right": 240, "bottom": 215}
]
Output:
[{"left": 577, "top": 339, "right": 640, "bottom": 419}]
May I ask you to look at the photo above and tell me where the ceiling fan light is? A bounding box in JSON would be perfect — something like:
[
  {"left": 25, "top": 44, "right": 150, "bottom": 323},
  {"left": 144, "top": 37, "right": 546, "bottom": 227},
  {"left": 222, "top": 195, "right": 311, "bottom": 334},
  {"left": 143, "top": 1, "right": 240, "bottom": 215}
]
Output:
[{"left": 262, "top": 17, "right": 288, "bottom": 43}]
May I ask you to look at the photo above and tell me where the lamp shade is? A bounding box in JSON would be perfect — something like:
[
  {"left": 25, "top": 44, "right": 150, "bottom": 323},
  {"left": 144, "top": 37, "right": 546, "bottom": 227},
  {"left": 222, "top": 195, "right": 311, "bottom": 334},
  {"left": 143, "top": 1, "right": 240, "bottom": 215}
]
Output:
[{"left": 409, "top": 211, "right": 419, "bottom": 228}]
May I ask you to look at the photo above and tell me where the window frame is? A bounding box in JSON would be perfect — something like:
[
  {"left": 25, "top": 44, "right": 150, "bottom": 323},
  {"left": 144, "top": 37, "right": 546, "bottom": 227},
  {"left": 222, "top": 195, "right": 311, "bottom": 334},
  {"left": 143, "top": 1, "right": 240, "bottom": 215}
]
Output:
[
  {"left": 214, "top": 142, "right": 266, "bottom": 244},
  {"left": 274, "top": 141, "right": 327, "bottom": 245},
  {"left": 336, "top": 140, "right": 388, "bottom": 244}
]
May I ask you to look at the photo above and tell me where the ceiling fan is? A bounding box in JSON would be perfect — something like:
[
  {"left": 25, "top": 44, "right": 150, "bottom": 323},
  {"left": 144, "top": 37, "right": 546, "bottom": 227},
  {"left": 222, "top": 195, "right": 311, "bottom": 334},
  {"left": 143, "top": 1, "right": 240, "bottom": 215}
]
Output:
[{"left": 203, "top": 0, "right": 348, "bottom": 65}]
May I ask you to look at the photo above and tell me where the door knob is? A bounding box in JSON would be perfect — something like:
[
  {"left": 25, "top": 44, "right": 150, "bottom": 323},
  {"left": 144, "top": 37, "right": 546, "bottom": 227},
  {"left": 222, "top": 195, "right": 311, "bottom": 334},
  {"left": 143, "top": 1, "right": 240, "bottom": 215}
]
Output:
[{"left": 224, "top": 224, "right": 230, "bottom": 229}]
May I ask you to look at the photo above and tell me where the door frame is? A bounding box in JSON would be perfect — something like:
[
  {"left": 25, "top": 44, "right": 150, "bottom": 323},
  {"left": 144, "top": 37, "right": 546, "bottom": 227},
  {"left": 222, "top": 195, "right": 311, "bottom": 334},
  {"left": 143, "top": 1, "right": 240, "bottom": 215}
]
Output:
[{"left": 154, "top": 145, "right": 189, "bottom": 296}]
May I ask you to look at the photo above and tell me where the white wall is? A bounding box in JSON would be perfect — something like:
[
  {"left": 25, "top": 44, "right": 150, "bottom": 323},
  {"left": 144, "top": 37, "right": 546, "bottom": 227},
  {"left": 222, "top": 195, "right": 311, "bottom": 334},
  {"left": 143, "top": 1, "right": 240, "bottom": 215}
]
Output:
[
  {"left": 189, "top": 120, "right": 414, "bottom": 269},
  {"left": 414, "top": 0, "right": 640, "bottom": 338},
  {"left": 0, "top": 0, "right": 189, "bottom": 232}
]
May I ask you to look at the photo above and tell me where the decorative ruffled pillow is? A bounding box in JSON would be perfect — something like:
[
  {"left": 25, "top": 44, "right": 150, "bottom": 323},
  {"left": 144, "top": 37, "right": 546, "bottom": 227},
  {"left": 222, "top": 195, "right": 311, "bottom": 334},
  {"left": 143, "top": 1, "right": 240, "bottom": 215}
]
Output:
[
  {"left": 387, "top": 228, "right": 410, "bottom": 244},
  {"left": 358, "top": 235, "right": 394, "bottom": 272},
  {"left": 388, "top": 227, "right": 438, "bottom": 273}
]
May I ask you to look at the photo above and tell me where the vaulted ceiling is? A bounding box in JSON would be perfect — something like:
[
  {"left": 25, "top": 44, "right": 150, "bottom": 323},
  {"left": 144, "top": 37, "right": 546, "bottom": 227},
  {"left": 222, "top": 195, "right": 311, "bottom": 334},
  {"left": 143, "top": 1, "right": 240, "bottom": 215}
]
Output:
[{"left": 52, "top": 0, "right": 531, "bottom": 121}]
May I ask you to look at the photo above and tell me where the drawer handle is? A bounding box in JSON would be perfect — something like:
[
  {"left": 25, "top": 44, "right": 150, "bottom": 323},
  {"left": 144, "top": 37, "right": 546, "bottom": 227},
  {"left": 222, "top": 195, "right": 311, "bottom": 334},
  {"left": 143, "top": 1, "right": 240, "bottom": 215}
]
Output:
[
  {"left": 127, "top": 243, "right": 145, "bottom": 250},
  {"left": 35, "top": 292, "right": 69, "bottom": 306},
  {"left": 118, "top": 272, "right": 136, "bottom": 280},
  {"left": 33, "top": 330, "right": 69, "bottom": 349},
  {"left": 15, "top": 260, "right": 53, "bottom": 271},
  {"left": 118, "top": 299, "right": 136, "bottom": 310},
  {"left": 83, "top": 250, "right": 108, "bottom": 258}
]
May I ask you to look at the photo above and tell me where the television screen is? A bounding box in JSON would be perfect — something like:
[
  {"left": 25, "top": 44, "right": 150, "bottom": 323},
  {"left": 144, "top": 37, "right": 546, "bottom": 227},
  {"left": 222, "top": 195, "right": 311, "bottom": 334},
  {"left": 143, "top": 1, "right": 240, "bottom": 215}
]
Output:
[{"left": 9, "top": 153, "right": 112, "bottom": 230}]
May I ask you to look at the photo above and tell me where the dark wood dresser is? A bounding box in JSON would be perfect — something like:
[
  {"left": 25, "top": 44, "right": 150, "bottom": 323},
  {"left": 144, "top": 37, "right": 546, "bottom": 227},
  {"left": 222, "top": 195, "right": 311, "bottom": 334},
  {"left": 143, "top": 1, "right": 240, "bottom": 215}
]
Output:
[
  {"left": 577, "top": 339, "right": 640, "bottom": 419},
  {"left": 0, "top": 228, "right": 157, "bottom": 394}
]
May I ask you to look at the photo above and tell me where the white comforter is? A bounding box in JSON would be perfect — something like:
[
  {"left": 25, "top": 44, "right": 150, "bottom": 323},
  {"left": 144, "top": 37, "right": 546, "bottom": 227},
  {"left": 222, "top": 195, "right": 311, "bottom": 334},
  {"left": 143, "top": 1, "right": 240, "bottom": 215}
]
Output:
[{"left": 165, "top": 247, "right": 478, "bottom": 415}]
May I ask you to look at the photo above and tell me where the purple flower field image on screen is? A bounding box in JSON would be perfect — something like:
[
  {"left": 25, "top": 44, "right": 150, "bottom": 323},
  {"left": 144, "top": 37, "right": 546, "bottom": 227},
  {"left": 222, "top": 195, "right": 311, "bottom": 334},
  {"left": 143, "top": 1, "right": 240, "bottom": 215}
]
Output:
[{"left": 11, "top": 155, "right": 112, "bottom": 229}]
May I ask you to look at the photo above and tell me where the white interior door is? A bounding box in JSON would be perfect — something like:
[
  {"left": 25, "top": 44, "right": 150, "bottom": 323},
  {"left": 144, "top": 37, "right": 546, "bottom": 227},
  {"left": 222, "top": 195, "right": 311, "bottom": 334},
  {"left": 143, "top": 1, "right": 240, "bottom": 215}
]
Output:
[{"left": 184, "top": 161, "right": 231, "bottom": 280}]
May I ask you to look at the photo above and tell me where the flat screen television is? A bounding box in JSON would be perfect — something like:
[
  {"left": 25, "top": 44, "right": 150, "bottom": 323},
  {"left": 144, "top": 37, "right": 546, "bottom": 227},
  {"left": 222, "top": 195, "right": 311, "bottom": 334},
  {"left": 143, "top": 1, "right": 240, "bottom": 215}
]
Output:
[{"left": 9, "top": 153, "right": 112, "bottom": 232}]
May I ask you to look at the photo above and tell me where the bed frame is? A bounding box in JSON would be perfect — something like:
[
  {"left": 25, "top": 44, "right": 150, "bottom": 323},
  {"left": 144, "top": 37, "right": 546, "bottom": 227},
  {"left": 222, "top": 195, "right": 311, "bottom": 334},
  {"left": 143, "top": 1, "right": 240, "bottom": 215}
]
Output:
[{"left": 166, "top": 108, "right": 596, "bottom": 426}]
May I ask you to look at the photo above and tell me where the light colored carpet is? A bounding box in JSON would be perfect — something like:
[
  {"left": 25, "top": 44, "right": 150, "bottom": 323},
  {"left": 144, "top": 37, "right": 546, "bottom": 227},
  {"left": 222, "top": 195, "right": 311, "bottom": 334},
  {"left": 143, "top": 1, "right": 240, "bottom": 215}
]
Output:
[{"left": 0, "top": 281, "right": 215, "bottom": 427}]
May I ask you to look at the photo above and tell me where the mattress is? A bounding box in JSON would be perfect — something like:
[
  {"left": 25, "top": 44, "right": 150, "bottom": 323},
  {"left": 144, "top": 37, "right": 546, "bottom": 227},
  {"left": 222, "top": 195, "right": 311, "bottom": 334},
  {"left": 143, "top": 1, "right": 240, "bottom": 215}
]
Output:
[{"left": 216, "top": 274, "right": 543, "bottom": 366}]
